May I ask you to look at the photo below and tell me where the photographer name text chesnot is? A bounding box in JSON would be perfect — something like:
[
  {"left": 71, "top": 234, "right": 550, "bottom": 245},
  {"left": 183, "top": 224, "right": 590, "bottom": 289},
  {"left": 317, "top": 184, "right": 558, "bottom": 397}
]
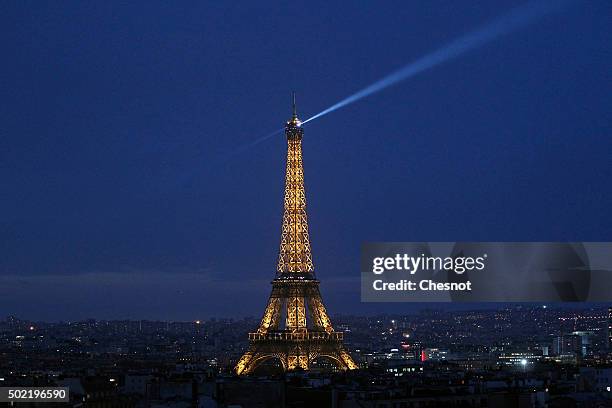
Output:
[{"left": 372, "top": 279, "right": 472, "bottom": 292}]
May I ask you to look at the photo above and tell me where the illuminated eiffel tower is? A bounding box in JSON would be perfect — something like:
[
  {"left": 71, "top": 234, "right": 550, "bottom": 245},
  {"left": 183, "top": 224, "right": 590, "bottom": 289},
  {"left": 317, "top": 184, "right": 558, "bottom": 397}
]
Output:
[{"left": 235, "top": 94, "right": 357, "bottom": 375}]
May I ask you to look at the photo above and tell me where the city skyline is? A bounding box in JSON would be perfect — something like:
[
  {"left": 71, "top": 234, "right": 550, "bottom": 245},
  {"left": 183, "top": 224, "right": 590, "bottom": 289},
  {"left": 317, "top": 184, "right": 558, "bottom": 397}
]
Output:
[{"left": 4, "top": 304, "right": 612, "bottom": 405}]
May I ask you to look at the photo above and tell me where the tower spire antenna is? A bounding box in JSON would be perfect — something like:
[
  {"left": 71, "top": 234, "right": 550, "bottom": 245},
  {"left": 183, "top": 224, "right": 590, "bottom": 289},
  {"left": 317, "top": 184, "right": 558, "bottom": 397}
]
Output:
[{"left": 292, "top": 91, "right": 297, "bottom": 119}]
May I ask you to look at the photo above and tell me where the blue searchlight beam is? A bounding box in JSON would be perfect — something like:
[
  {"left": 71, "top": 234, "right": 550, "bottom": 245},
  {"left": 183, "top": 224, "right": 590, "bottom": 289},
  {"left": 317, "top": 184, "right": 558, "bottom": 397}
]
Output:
[{"left": 301, "top": 0, "right": 571, "bottom": 125}]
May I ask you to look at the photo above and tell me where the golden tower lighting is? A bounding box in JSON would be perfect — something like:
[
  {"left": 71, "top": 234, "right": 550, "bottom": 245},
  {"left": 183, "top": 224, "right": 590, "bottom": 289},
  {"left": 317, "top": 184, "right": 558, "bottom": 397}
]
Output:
[{"left": 235, "top": 94, "right": 357, "bottom": 375}]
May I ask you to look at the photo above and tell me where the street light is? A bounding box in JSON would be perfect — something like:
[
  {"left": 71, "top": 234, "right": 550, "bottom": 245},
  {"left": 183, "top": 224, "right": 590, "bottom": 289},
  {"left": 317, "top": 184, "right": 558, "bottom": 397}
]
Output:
[{"left": 520, "top": 358, "right": 528, "bottom": 373}]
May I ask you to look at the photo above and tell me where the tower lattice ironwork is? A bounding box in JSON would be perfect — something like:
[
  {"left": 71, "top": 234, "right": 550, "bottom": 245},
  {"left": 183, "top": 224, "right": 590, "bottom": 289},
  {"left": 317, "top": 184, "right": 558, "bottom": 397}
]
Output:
[{"left": 235, "top": 94, "right": 357, "bottom": 375}]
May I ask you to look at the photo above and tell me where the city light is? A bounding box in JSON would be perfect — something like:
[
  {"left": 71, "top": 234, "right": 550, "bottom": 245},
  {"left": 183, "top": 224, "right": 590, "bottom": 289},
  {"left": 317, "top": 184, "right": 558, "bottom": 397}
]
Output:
[{"left": 4, "top": 305, "right": 612, "bottom": 401}]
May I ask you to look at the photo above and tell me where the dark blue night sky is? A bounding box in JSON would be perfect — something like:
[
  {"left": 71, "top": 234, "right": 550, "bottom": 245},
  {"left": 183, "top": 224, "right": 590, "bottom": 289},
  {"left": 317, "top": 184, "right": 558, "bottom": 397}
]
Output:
[{"left": 1, "top": 1, "right": 611, "bottom": 321}]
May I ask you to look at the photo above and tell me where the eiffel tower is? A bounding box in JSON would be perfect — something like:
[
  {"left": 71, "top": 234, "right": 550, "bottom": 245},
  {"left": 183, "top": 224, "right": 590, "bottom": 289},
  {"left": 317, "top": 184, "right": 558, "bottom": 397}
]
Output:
[{"left": 235, "top": 94, "right": 357, "bottom": 375}]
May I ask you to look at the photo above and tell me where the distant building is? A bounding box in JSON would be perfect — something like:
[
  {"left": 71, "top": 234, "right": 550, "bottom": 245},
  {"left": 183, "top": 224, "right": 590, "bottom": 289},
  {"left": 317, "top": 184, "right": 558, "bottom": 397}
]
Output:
[
  {"left": 571, "top": 330, "right": 596, "bottom": 356},
  {"left": 580, "top": 367, "right": 612, "bottom": 393},
  {"left": 453, "top": 355, "right": 495, "bottom": 371},
  {"left": 421, "top": 348, "right": 449, "bottom": 361},
  {"left": 497, "top": 351, "right": 541, "bottom": 368},
  {"left": 552, "top": 334, "right": 582, "bottom": 356},
  {"left": 608, "top": 306, "right": 612, "bottom": 348},
  {"left": 122, "top": 374, "right": 151, "bottom": 396},
  {"left": 488, "top": 391, "right": 546, "bottom": 408},
  {"left": 385, "top": 359, "right": 424, "bottom": 377}
]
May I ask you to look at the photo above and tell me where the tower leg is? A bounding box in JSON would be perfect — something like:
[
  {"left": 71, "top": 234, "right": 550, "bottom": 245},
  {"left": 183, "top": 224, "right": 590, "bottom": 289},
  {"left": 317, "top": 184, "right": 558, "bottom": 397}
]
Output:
[
  {"left": 298, "top": 354, "right": 309, "bottom": 370},
  {"left": 307, "top": 296, "right": 334, "bottom": 333},
  {"left": 339, "top": 349, "right": 358, "bottom": 370},
  {"left": 235, "top": 350, "right": 286, "bottom": 375},
  {"left": 258, "top": 297, "right": 282, "bottom": 333},
  {"left": 235, "top": 350, "right": 255, "bottom": 375}
]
